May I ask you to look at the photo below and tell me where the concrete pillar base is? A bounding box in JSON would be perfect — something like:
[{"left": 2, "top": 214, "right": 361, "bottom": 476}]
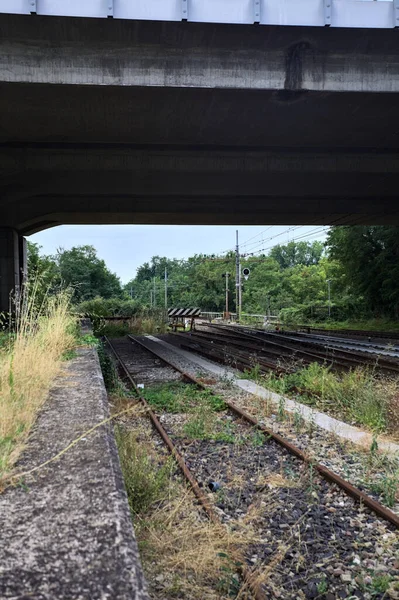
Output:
[{"left": 0, "top": 228, "right": 23, "bottom": 315}]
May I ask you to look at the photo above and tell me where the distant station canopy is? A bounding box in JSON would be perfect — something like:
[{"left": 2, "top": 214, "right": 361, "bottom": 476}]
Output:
[{"left": 168, "top": 308, "right": 201, "bottom": 331}]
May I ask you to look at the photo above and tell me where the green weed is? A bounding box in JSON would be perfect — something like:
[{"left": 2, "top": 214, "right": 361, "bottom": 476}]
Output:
[
  {"left": 115, "top": 426, "right": 173, "bottom": 515},
  {"left": 307, "top": 463, "right": 318, "bottom": 500},
  {"left": 216, "top": 553, "right": 242, "bottom": 598},
  {"left": 293, "top": 409, "right": 305, "bottom": 433},
  {"left": 277, "top": 396, "right": 286, "bottom": 422},
  {"left": 183, "top": 401, "right": 216, "bottom": 440},
  {"left": 251, "top": 429, "right": 266, "bottom": 447},
  {"left": 142, "top": 382, "right": 225, "bottom": 414},
  {"left": 252, "top": 360, "right": 395, "bottom": 433},
  {"left": 316, "top": 577, "right": 328, "bottom": 594},
  {"left": 243, "top": 363, "right": 262, "bottom": 383},
  {"left": 371, "top": 574, "right": 392, "bottom": 593},
  {"left": 62, "top": 349, "right": 78, "bottom": 361},
  {"left": 370, "top": 473, "right": 398, "bottom": 508},
  {"left": 78, "top": 333, "right": 99, "bottom": 347},
  {"left": 97, "top": 343, "right": 127, "bottom": 394}
]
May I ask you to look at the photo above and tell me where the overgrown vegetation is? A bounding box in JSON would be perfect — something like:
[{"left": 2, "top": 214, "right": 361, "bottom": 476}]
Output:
[
  {"left": 76, "top": 297, "right": 168, "bottom": 336},
  {"left": 142, "top": 381, "right": 225, "bottom": 414},
  {"left": 245, "top": 362, "right": 399, "bottom": 433},
  {"left": 115, "top": 426, "right": 173, "bottom": 514},
  {"left": 113, "top": 413, "right": 254, "bottom": 598},
  {"left": 346, "top": 443, "right": 399, "bottom": 508},
  {"left": 96, "top": 315, "right": 167, "bottom": 337},
  {"left": 29, "top": 227, "right": 399, "bottom": 326},
  {"left": 0, "top": 290, "right": 77, "bottom": 486}
]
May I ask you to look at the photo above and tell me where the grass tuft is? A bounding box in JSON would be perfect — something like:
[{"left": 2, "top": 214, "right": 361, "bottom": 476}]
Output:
[
  {"left": 115, "top": 426, "right": 173, "bottom": 514},
  {"left": 142, "top": 381, "right": 226, "bottom": 414},
  {"left": 246, "top": 362, "right": 398, "bottom": 433}
]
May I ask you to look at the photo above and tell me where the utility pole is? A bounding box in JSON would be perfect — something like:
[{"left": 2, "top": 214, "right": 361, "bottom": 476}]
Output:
[
  {"left": 235, "top": 230, "right": 242, "bottom": 322},
  {"left": 153, "top": 277, "right": 156, "bottom": 308},
  {"left": 327, "top": 279, "right": 331, "bottom": 318},
  {"left": 150, "top": 289, "right": 153, "bottom": 307},
  {"left": 164, "top": 267, "right": 168, "bottom": 311},
  {"left": 222, "top": 272, "right": 230, "bottom": 317}
]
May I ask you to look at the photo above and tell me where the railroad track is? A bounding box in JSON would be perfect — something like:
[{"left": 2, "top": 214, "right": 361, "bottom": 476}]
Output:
[
  {"left": 105, "top": 334, "right": 399, "bottom": 600},
  {"left": 231, "top": 325, "right": 399, "bottom": 359},
  {"left": 297, "top": 325, "right": 399, "bottom": 343},
  {"left": 174, "top": 324, "right": 399, "bottom": 376}
]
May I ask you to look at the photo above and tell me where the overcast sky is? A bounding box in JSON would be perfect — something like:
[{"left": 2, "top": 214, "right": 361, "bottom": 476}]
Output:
[{"left": 29, "top": 224, "right": 329, "bottom": 284}]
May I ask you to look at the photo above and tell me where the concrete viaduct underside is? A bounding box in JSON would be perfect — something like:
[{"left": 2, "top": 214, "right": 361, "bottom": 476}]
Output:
[{"left": 1, "top": 13, "right": 399, "bottom": 309}]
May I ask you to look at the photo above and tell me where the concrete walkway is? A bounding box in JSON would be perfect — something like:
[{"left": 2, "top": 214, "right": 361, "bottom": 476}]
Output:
[
  {"left": 147, "top": 336, "right": 399, "bottom": 455},
  {"left": 0, "top": 348, "right": 149, "bottom": 600}
]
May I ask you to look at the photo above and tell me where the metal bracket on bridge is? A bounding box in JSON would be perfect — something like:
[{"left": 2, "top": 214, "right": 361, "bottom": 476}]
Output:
[
  {"left": 30, "top": 0, "right": 36, "bottom": 14},
  {"left": 253, "top": 0, "right": 261, "bottom": 24},
  {"left": 324, "top": 0, "right": 331, "bottom": 26},
  {"left": 182, "top": 0, "right": 188, "bottom": 21},
  {"left": 394, "top": 0, "right": 399, "bottom": 27},
  {"left": 107, "top": 0, "right": 113, "bottom": 18}
]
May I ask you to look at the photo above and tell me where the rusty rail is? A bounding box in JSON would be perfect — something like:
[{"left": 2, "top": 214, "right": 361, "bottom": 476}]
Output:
[
  {"left": 104, "top": 336, "right": 265, "bottom": 600},
  {"left": 128, "top": 334, "right": 399, "bottom": 530},
  {"left": 104, "top": 336, "right": 218, "bottom": 523}
]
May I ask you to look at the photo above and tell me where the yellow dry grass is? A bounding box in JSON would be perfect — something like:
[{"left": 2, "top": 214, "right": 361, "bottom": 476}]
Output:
[
  {"left": 114, "top": 418, "right": 259, "bottom": 599},
  {"left": 256, "top": 473, "right": 301, "bottom": 490},
  {"left": 136, "top": 487, "right": 257, "bottom": 600},
  {"left": 0, "top": 290, "right": 76, "bottom": 485}
]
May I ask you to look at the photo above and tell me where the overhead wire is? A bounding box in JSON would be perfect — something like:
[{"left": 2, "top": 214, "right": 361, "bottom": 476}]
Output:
[{"left": 241, "top": 226, "right": 328, "bottom": 257}]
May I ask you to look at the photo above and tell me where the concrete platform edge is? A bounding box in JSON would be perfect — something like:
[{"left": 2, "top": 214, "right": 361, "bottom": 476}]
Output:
[{"left": 0, "top": 347, "right": 149, "bottom": 600}]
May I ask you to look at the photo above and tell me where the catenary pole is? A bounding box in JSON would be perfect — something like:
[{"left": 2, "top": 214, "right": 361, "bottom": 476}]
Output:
[
  {"left": 164, "top": 267, "right": 168, "bottom": 311},
  {"left": 327, "top": 279, "right": 331, "bottom": 318},
  {"left": 223, "top": 272, "right": 230, "bottom": 315},
  {"left": 235, "top": 230, "right": 241, "bottom": 322}
]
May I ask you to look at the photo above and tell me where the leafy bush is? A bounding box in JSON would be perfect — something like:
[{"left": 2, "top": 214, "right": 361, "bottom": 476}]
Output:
[
  {"left": 77, "top": 297, "right": 167, "bottom": 336},
  {"left": 77, "top": 296, "right": 142, "bottom": 318}
]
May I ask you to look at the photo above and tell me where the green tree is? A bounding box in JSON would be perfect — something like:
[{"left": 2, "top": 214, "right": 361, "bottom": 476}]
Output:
[
  {"left": 326, "top": 226, "right": 399, "bottom": 318},
  {"left": 241, "top": 256, "right": 281, "bottom": 314},
  {"left": 27, "top": 242, "right": 60, "bottom": 305},
  {"left": 269, "top": 241, "right": 324, "bottom": 269},
  {"left": 57, "top": 245, "right": 122, "bottom": 302}
]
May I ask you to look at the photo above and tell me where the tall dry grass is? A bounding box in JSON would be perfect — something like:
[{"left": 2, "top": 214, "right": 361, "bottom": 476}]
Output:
[{"left": 0, "top": 288, "right": 76, "bottom": 486}]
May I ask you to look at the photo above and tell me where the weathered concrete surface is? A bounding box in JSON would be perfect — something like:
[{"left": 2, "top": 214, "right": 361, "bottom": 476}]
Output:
[
  {"left": 2, "top": 15, "right": 399, "bottom": 92},
  {"left": 0, "top": 348, "right": 149, "bottom": 600},
  {"left": 1, "top": 15, "right": 399, "bottom": 235},
  {"left": 0, "top": 228, "right": 20, "bottom": 312}
]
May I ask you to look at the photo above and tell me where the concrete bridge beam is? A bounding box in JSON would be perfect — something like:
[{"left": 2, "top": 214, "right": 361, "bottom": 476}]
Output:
[{"left": 1, "top": 15, "right": 399, "bottom": 93}]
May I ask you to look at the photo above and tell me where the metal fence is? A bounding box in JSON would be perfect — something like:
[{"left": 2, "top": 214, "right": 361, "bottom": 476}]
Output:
[
  {"left": 1, "top": 0, "right": 397, "bottom": 29},
  {"left": 200, "top": 311, "right": 279, "bottom": 323}
]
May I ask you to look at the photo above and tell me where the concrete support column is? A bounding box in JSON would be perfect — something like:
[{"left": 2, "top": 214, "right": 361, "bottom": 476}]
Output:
[
  {"left": 0, "top": 228, "right": 20, "bottom": 314},
  {"left": 19, "top": 235, "right": 27, "bottom": 289}
]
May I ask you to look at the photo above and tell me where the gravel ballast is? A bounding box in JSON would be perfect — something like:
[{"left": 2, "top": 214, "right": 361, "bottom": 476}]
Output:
[{"left": 111, "top": 335, "right": 399, "bottom": 600}]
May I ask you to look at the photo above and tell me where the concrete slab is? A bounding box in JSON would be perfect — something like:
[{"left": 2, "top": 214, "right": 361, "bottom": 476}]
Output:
[
  {"left": 0, "top": 348, "right": 149, "bottom": 600},
  {"left": 146, "top": 336, "right": 399, "bottom": 455}
]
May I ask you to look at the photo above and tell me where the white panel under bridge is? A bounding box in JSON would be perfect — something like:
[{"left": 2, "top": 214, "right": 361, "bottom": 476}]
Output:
[{"left": 0, "top": 0, "right": 398, "bottom": 29}]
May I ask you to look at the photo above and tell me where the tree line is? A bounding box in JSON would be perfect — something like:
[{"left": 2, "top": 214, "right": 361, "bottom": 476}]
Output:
[{"left": 28, "top": 226, "right": 399, "bottom": 323}]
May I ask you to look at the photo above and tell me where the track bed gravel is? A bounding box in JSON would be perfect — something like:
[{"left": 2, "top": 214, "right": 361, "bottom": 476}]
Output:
[
  {"left": 141, "top": 334, "right": 399, "bottom": 514},
  {"left": 110, "top": 335, "right": 399, "bottom": 600},
  {"left": 161, "top": 412, "right": 399, "bottom": 599}
]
